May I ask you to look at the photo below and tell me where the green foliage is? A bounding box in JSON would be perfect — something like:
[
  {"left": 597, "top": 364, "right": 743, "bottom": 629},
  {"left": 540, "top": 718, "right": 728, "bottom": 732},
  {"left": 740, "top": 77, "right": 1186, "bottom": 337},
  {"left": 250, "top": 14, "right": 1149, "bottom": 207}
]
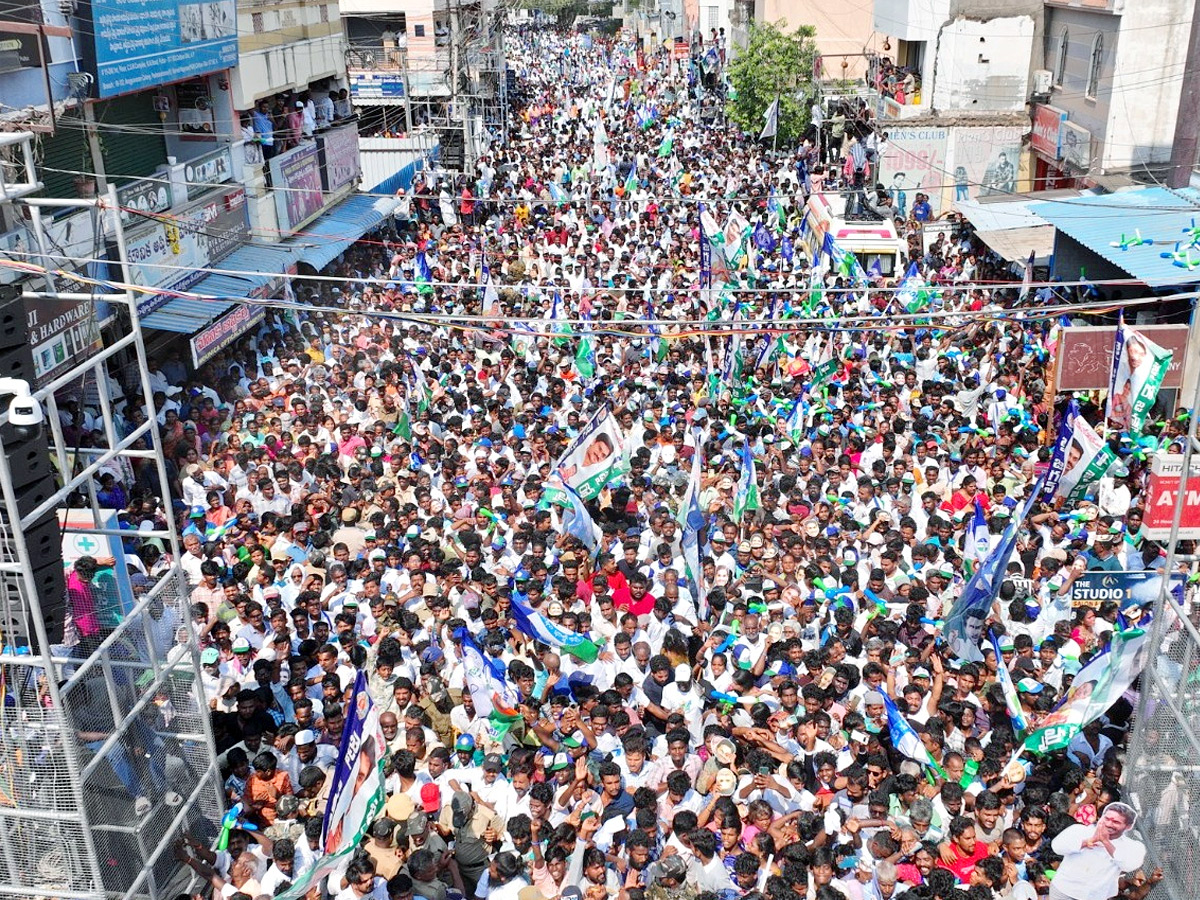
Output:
[{"left": 726, "top": 21, "right": 818, "bottom": 145}]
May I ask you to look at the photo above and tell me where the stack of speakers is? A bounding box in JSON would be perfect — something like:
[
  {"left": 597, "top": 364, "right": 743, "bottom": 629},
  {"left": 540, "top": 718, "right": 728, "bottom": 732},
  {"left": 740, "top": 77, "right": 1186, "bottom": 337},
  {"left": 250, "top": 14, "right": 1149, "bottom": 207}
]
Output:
[{"left": 0, "top": 287, "right": 66, "bottom": 650}]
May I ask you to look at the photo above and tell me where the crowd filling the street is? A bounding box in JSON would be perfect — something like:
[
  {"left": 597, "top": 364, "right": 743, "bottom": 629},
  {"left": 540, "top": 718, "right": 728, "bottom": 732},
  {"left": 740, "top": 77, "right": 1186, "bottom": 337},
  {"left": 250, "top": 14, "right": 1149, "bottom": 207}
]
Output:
[{"left": 65, "top": 24, "right": 1194, "bottom": 900}]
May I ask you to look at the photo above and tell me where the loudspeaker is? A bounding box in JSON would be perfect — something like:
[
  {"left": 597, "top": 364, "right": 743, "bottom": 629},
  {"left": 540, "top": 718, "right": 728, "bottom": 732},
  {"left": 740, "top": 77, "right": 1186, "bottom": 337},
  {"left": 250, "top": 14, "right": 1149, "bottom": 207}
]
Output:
[{"left": 0, "top": 293, "right": 65, "bottom": 648}]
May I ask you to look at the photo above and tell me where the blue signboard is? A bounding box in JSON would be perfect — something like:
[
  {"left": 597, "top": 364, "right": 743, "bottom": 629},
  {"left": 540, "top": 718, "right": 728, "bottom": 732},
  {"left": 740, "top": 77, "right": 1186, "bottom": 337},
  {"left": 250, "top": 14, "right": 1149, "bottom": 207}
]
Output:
[
  {"left": 1071, "top": 570, "right": 1184, "bottom": 612},
  {"left": 85, "top": 0, "right": 237, "bottom": 98}
]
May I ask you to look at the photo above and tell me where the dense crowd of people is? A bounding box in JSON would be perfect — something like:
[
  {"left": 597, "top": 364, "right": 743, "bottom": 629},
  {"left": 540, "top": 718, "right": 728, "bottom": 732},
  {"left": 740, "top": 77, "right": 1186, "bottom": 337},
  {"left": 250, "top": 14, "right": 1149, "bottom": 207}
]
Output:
[{"left": 65, "top": 26, "right": 1187, "bottom": 900}]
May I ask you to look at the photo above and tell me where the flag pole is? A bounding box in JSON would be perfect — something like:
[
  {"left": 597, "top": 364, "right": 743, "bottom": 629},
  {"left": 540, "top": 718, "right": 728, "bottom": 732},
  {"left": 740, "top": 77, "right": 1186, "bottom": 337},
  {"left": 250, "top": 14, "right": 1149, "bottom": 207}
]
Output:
[{"left": 772, "top": 86, "right": 780, "bottom": 153}]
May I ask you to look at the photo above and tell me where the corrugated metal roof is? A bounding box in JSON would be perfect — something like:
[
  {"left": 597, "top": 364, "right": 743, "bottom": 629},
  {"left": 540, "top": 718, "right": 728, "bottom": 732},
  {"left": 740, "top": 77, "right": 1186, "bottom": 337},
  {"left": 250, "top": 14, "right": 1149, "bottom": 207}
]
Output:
[
  {"left": 140, "top": 297, "right": 234, "bottom": 333},
  {"left": 1029, "top": 187, "right": 1200, "bottom": 287},
  {"left": 285, "top": 193, "right": 402, "bottom": 272},
  {"left": 141, "top": 243, "right": 302, "bottom": 333}
]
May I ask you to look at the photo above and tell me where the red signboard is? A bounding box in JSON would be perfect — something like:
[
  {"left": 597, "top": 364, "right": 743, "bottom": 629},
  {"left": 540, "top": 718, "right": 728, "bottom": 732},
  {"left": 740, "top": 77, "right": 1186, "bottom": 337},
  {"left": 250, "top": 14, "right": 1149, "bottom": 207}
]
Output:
[
  {"left": 1031, "top": 105, "right": 1066, "bottom": 159},
  {"left": 672, "top": 39, "right": 688, "bottom": 60},
  {"left": 1055, "top": 325, "right": 1190, "bottom": 392},
  {"left": 1145, "top": 455, "right": 1200, "bottom": 540}
]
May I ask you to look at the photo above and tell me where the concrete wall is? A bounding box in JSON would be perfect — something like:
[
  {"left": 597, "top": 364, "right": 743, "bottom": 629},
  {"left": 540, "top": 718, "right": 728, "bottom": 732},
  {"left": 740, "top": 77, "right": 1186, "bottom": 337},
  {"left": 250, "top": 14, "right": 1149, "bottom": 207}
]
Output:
[
  {"left": 1043, "top": 0, "right": 1190, "bottom": 175},
  {"left": 757, "top": 0, "right": 874, "bottom": 77},
  {"left": 873, "top": 0, "right": 949, "bottom": 42},
  {"left": 931, "top": 15, "right": 1034, "bottom": 112}
]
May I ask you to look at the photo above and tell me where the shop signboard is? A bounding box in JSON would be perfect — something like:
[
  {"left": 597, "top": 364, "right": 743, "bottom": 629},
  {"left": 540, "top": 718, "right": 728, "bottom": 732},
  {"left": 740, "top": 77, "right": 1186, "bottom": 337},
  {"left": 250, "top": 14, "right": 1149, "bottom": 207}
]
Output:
[
  {"left": 129, "top": 187, "right": 249, "bottom": 315},
  {"left": 319, "top": 125, "right": 361, "bottom": 193},
  {"left": 80, "top": 0, "right": 237, "bottom": 98},
  {"left": 270, "top": 143, "right": 325, "bottom": 231},
  {"left": 1031, "top": 105, "right": 1066, "bottom": 160},
  {"left": 190, "top": 303, "right": 265, "bottom": 366},
  {"left": 184, "top": 145, "right": 234, "bottom": 200}
]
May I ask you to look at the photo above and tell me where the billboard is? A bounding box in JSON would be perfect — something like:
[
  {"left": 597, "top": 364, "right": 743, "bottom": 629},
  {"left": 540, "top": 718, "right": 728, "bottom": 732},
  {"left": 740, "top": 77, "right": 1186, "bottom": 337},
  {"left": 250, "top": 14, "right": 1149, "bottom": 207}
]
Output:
[
  {"left": 1145, "top": 454, "right": 1200, "bottom": 540},
  {"left": 319, "top": 125, "right": 361, "bottom": 193},
  {"left": 1031, "top": 105, "right": 1066, "bottom": 160},
  {"left": 948, "top": 125, "right": 1023, "bottom": 207},
  {"left": 878, "top": 126, "right": 949, "bottom": 218},
  {"left": 1055, "top": 324, "right": 1189, "bottom": 392},
  {"left": 128, "top": 188, "right": 249, "bottom": 315},
  {"left": 82, "top": 0, "right": 237, "bottom": 99},
  {"left": 270, "top": 143, "right": 325, "bottom": 231},
  {"left": 1070, "top": 570, "right": 1184, "bottom": 610}
]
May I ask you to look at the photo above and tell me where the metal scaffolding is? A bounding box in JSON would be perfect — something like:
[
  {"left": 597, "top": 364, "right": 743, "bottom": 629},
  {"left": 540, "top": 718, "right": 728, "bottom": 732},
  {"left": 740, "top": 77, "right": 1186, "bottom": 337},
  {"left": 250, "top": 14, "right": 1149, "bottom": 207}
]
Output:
[
  {"left": 1125, "top": 309, "right": 1200, "bottom": 899},
  {"left": 0, "top": 155, "right": 224, "bottom": 900}
]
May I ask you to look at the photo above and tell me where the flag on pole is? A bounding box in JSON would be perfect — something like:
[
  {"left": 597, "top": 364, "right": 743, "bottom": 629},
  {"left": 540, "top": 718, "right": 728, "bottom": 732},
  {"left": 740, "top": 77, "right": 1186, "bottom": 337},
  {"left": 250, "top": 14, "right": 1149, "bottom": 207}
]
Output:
[
  {"left": 415, "top": 251, "right": 434, "bottom": 295},
  {"left": 560, "top": 481, "right": 602, "bottom": 557},
  {"left": 677, "top": 434, "right": 707, "bottom": 603},
  {"left": 657, "top": 134, "right": 674, "bottom": 157},
  {"left": 1018, "top": 251, "right": 1035, "bottom": 302},
  {"left": 944, "top": 482, "right": 1042, "bottom": 662},
  {"left": 966, "top": 499, "right": 990, "bottom": 569},
  {"left": 274, "top": 673, "right": 387, "bottom": 899},
  {"left": 623, "top": 160, "right": 638, "bottom": 195},
  {"left": 455, "top": 628, "right": 521, "bottom": 729},
  {"left": 759, "top": 98, "right": 779, "bottom": 141},
  {"left": 509, "top": 595, "right": 603, "bottom": 662},
  {"left": 575, "top": 314, "right": 597, "bottom": 380},
  {"left": 882, "top": 692, "right": 947, "bottom": 778},
  {"left": 989, "top": 630, "right": 1028, "bottom": 734},
  {"left": 733, "top": 442, "right": 760, "bottom": 523}
]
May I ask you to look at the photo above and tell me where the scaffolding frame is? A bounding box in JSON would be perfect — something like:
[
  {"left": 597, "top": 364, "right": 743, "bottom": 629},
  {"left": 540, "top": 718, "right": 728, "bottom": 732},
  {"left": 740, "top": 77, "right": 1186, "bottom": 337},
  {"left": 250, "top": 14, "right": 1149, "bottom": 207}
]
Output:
[
  {"left": 0, "top": 175, "right": 224, "bottom": 900},
  {"left": 1125, "top": 307, "right": 1200, "bottom": 899}
]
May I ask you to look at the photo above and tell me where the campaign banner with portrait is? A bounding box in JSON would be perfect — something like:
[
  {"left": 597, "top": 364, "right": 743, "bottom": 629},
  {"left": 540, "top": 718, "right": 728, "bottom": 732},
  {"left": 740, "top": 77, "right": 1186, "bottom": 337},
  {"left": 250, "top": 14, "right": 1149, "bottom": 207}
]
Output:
[
  {"left": 1106, "top": 324, "right": 1172, "bottom": 434},
  {"left": 553, "top": 406, "right": 629, "bottom": 501},
  {"left": 274, "top": 672, "right": 385, "bottom": 899},
  {"left": 1023, "top": 628, "right": 1149, "bottom": 755},
  {"left": 1041, "top": 399, "right": 1079, "bottom": 501},
  {"left": 944, "top": 485, "right": 1041, "bottom": 662},
  {"left": 1055, "top": 410, "right": 1116, "bottom": 503}
]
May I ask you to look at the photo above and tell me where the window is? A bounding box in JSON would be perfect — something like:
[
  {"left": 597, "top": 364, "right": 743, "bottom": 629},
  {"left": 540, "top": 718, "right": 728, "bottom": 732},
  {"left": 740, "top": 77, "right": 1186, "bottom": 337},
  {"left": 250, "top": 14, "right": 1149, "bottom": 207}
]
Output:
[
  {"left": 320, "top": 4, "right": 328, "bottom": 22},
  {"left": 1054, "top": 27, "right": 1068, "bottom": 86},
  {"left": 1086, "top": 33, "right": 1104, "bottom": 99},
  {"left": 414, "top": 23, "right": 425, "bottom": 37},
  {"left": 251, "top": 11, "right": 264, "bottom": 32}
]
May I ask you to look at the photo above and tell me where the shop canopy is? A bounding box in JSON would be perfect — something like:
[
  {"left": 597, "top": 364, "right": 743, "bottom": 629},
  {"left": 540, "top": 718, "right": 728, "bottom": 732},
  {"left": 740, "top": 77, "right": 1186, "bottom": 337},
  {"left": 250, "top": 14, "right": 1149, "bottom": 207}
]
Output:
[{"left": 1029, "top": 187, "right": 1200, "bottom": 287}]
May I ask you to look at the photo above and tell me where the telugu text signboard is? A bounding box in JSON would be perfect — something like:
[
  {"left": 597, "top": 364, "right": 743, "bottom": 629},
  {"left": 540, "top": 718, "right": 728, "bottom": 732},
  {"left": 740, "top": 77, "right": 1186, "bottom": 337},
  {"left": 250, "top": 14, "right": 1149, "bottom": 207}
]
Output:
[
  {"left": 82, "top": 0, "right": 237, "bottom": 99},
  {"left": 129, "top": 187, "right": 249, "bottom": 315}
]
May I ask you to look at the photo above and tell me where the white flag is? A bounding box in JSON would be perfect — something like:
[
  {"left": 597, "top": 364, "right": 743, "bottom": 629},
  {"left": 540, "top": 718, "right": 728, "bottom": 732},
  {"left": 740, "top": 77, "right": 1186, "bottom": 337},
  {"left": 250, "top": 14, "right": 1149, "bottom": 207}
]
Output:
[{"left": 759, "top": 99, "right": 779, "bottom": 141}]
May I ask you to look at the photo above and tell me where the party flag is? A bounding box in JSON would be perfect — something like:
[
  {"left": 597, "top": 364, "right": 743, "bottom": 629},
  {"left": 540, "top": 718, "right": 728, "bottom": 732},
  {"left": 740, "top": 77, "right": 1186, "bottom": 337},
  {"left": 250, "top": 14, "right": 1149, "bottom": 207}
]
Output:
[{"left": 733, "top": 441, "right": 760, "bottom": 523}]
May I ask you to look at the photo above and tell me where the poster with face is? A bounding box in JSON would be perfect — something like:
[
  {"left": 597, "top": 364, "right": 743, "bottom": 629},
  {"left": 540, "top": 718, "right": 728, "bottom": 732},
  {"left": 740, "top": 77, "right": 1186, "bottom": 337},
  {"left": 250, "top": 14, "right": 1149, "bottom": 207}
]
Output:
[{"left": 1106, "top": 324, "right": 1173, "bottom": 433}]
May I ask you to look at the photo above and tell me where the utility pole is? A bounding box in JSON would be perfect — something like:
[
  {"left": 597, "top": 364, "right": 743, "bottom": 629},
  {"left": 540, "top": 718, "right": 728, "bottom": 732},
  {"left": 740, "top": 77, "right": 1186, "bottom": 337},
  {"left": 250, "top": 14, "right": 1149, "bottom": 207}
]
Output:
[{"left": 1168, "top": 0, "right": 1200, "bottom": 188}]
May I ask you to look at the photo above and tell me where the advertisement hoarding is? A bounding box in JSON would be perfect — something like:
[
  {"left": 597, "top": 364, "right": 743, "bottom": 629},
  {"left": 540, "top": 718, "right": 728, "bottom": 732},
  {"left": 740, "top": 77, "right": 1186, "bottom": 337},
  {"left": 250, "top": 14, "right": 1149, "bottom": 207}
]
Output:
[
  {"left": 319, "top": 125, "right": 361, "bottom": 193},
  {"left": 81, "top": 0, "right": 237, "bottom": 99},
  {"left": 1145, "top": 454, "right": 1200, "bottom": 540},
  {"left": 128, "top": 187, "right": 249, "bottom": 315},
  {"left": 1055, "top": 324, "right": 1189, "bottom": 392},
  {"left": 1070, "top": 570, "right": 1184, "bottom": 610},
  {"left": 270, "top": 143, "right": 325, "bottom": 231}
]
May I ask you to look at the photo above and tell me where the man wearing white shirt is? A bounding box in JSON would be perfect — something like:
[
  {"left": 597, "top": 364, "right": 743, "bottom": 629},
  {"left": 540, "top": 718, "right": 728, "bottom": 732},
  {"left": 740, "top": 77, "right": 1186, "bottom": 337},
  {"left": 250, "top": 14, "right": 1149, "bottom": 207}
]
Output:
[{"left": 1049, "top": 803, "right": 1145, "bottom": 900}]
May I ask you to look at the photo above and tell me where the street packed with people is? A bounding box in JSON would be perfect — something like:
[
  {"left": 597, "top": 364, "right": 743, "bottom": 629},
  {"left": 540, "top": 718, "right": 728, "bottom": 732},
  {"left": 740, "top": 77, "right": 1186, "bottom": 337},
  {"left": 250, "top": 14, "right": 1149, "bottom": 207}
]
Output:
[{"left": 69, "top": 25, "right": 1188, "bottom": 900}]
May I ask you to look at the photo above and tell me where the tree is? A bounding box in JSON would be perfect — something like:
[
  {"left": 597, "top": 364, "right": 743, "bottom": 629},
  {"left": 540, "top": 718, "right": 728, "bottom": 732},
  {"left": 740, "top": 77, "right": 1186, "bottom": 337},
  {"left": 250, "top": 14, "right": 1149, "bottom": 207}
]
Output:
[{"left": 726, "top": 21, "right": 818, "bottom": 146}]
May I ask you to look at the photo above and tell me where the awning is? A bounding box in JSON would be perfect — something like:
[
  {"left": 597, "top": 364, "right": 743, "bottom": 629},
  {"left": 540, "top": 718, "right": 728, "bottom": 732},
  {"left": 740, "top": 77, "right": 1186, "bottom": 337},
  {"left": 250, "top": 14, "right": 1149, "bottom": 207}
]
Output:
[
  {"left": 1029, "top": 186, "right": 1200, "bottom": 287},
  {"left": 975, "top": 225, "right": 1056, "bottom": 264},
  {"left": 953, "top": 194, "right": 1074, "bottom": 264},
  {"left": 141, "top": 242, "right": 301, "bottom": 333},
  {"left": 287, "top": 194, "right": 402, "bottom": 272}
]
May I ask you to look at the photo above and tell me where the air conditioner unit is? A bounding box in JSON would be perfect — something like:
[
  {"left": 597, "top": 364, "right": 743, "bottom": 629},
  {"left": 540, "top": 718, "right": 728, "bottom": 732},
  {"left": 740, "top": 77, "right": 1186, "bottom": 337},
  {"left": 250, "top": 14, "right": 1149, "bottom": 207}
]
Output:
[{"left": 1032, "top": 69, "right": 1052, "bottom": 95}]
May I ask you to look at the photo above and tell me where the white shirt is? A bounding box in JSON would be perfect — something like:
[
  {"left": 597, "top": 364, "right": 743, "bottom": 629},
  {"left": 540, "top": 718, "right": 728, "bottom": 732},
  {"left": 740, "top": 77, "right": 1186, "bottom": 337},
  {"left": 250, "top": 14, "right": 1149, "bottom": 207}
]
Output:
[{"left": 1050, "top": 824, "right": 1145, "bottom": 900}]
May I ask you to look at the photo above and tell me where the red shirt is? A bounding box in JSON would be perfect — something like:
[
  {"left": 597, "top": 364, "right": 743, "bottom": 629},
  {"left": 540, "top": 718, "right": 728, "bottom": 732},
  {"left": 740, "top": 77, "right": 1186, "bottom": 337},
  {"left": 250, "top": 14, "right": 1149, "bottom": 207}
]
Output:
[{"left": 937, "top": 841, "right": 989, "bottom": 884}]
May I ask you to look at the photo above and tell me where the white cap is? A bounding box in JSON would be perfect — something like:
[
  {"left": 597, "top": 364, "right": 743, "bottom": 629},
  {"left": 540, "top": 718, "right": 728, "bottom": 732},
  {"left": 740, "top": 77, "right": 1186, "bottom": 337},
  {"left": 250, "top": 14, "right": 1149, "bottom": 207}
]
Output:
[{"left": 295, "top": 729, "right": 316, "bottom": 746}]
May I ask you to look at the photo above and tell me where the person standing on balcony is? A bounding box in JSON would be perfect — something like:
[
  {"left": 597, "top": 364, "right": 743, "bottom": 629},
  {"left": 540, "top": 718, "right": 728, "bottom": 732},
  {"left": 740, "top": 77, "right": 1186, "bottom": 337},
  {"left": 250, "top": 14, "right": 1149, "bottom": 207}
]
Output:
[{"left": 252, "top": 100, "right": 275, "bottom": 160}]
